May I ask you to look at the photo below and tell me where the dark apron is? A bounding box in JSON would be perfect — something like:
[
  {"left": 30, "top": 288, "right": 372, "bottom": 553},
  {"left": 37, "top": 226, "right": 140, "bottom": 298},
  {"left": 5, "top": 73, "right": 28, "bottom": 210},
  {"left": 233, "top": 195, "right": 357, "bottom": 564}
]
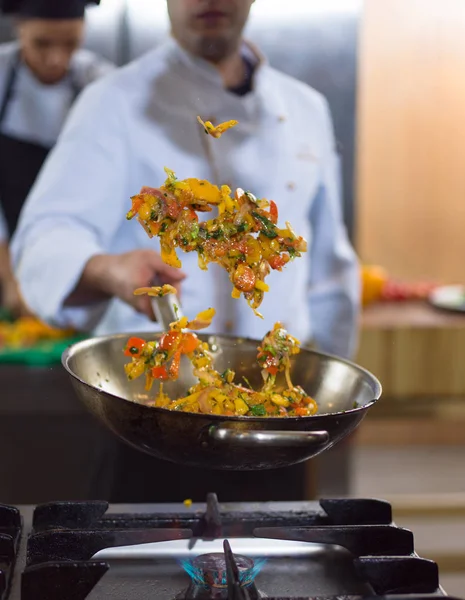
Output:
[{"left": 0, "top": 52, "right": 80, "bottom": 238}]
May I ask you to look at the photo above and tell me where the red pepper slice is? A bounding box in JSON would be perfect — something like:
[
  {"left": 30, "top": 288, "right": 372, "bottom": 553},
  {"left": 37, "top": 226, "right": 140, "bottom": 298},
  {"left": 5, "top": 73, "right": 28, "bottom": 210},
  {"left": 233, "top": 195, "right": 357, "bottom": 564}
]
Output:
[
  {"left": 126, "top": 196, "right": 145, "bottom": 220},
  {"left": 269, "top": 200, "right": 278, "bottom": 224},
  {"left": 188, "top": 208, "right": 199, "bottom": 222},
  {"left": 180, "top": 333, "right": 199, "bottom": 354},
  {"left": 169, "top": 350, "right": 182, "bottom": 379},
  {"left": 152, "top": 365, "right": 169, "bottom": 380},
  {"left": 124, "top": 337, "right": 146, "bottom": 357},
  {"left": 159, "top": 331, "right": 180, "bottom": 352}
]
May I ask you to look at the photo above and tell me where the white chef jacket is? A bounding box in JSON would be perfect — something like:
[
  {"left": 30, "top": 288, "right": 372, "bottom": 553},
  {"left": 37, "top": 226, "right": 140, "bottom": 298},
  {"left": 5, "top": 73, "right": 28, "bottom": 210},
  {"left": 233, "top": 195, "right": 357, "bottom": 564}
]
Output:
[
  {"left": 11, "top": 37, "right": 360, "bottom": 359},
  {"left": 0, "top": 41, "right": 114, "bottom": 241}
]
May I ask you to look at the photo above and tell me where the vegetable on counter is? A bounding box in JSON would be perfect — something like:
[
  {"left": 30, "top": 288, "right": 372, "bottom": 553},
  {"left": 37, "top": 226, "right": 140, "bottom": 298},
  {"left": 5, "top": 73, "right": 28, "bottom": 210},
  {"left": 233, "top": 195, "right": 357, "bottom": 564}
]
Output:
[
  {"left": 361, "top": 264, "right": 437, "bottom": 306},
  {"left": 0, "top": 316, "right": 76, "bottom": 349}
]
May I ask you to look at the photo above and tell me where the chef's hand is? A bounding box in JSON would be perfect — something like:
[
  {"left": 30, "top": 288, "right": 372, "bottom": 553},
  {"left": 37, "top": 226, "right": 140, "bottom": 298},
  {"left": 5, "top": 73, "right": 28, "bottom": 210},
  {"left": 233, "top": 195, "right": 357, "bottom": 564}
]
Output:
[
  {"left": 1, "top": 273, "right": 33, "bottom": 318},
  {"left": 104, "top": 250, "right": 186, "bottom": 317},
  {"left": 72, "top": 250, "right": 186, "bottom": 319}
]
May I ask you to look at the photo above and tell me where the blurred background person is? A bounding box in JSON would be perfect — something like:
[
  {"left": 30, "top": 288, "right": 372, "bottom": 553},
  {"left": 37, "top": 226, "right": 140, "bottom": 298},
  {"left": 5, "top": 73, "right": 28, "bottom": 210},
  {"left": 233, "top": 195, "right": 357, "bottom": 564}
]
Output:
[{"left": 0, "top": 0, "right": 113, "bottom": 316}]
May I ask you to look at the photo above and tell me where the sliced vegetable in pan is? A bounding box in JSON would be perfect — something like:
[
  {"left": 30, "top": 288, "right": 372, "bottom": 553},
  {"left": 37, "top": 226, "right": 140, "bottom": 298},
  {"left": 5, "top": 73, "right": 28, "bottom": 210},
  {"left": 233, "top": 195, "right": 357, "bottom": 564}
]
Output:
[{"left": 123, "top": 296, "right": 317, "bottom": 418}]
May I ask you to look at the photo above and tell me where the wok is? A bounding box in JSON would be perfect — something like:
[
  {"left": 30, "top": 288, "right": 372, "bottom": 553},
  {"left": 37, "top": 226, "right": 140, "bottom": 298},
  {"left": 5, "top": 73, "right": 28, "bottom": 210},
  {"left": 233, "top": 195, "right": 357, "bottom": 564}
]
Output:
[{"left": 62, "top": 331, "right": 382, "bottom": 471}]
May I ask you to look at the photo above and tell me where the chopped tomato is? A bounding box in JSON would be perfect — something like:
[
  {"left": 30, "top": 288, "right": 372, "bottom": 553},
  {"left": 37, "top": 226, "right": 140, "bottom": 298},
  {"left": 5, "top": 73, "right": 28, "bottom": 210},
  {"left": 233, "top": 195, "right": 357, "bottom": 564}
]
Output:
[
  {"left": 169, "top": 350, "right": 182, "bottom": 379},
  {"left": 166, "top": 200, "right": 182, "bottom": 220},
  {"left": 230, "top": 239, "right": 247, "bottom": 254},
  {"left": 124, "top": 337, "right": 146, "bottom": 357},
  {"left": 233, "top": 264, "right": 256, "bottom": 292},
  {"left": 269, "top": 255, "right": 289, "bottom": 271},
  {"left": 266, "top": 365, "right": 278, "bottom": 376},
  {"left": 151, "top": 365, "right": 170, "bottom": 379},
  {"left": 180, "top": 333, "right": 199, "bottom": 354},
  {"left": 295, "top": 406, "right": 310, "bottom": 416},
  {"left": 269, "top": 201, "right": 278, "bottom": 224},
  {"left": 159, "top": 331, "right": 180, "bottom": 351}
]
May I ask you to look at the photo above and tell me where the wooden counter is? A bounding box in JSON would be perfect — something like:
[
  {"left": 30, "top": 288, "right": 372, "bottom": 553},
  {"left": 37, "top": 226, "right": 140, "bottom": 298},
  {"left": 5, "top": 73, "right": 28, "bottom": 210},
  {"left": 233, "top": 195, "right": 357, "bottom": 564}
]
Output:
[
  {"left": 356, "top": 301, "right": 465, "bottom": 445},
  {"left": 357, "top": 300, "right": 465, "bottom": 398}
]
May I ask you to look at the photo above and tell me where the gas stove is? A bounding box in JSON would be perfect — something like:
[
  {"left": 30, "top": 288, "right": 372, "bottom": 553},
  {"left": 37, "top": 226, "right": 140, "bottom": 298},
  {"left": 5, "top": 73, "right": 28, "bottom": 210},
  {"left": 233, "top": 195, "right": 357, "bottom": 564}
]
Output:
[{"left": 0, "top": 494, "right": 462, "bottom": 600}]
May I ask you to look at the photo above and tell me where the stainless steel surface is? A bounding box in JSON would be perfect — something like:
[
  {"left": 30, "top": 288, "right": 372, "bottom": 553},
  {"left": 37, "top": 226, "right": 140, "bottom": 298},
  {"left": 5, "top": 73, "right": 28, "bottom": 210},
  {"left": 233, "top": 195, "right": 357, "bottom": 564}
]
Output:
[
  {"left": 62, "top": 332, "right": 381, "bottom": 470},
  {"left": 151, "top": 291, "right": 183, "bottom": 330},
  {"left": 209, "top": 427, "right": 330, "bottom": 447},
  {"left": 94, "top": 537, "right": 325, "bottom": 560}
]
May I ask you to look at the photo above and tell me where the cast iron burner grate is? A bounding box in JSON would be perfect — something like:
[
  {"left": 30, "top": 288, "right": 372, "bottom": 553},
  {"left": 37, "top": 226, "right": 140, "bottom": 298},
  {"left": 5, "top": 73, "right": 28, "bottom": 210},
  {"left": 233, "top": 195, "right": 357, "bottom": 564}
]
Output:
[
  {"left": 0, "top": 494, "right": 461, "bottom": 600},
  {"left": 0, "top": 504, "right": 21, "bottom": 600}
]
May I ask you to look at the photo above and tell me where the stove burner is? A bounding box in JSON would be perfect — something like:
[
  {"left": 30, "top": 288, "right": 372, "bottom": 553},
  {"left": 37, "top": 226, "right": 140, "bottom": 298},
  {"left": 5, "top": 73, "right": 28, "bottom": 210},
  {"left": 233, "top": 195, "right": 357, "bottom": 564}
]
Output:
[{"left": 182, "top": 552, "right": 265, "bottom": 589}]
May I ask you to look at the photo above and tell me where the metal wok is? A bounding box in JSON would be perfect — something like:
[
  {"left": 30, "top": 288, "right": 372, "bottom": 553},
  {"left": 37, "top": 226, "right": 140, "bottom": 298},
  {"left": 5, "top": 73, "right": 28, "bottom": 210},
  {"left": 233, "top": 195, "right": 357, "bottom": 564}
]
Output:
[{"left": 62, "top": 332, "right": 382, "bottom": 471}]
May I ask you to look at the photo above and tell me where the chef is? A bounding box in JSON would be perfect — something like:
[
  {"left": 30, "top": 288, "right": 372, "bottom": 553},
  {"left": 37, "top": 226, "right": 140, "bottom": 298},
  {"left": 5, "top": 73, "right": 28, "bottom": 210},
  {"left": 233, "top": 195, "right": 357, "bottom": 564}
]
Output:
[
  {"left": 0, "top": 0, "right": 113, "bottom": 315},
  {"left": 11, "top": 0, "right": 361, "bottom": 501}
]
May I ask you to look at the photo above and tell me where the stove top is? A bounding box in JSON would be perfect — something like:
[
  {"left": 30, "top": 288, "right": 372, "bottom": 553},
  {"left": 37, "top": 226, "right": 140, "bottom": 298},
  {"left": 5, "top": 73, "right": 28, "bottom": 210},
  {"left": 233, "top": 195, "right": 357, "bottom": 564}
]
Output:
[{"left": 0, "top": 494, "right": 462, "bottom": 600}]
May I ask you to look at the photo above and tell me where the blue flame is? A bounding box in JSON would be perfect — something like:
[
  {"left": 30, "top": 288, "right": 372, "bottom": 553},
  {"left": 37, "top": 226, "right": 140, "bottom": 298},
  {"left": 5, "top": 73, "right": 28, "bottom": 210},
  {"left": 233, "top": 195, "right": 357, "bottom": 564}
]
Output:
[{"left": 180, "top": 556, "right": 267, "bottom": 589}]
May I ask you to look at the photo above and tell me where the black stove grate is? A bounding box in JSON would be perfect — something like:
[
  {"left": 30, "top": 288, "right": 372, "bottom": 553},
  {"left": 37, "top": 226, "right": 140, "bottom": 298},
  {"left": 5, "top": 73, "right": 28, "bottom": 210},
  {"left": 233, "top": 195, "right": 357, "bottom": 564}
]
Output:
[
  {"left": 0, "top": 494, "right": 460, "bottom": 600},
  {"left": 0, "top": 504, "right": 21, "bottom": 600}
]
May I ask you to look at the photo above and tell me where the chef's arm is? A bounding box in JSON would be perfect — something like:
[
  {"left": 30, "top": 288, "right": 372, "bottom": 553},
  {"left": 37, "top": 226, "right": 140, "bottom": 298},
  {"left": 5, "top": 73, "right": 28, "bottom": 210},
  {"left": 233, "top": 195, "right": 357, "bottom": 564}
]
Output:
[
  {"left": 307, "top": 102, "right": 361, "bottom": 360},
  {"left": 0, "top": 225, "right": 32, "bottom": 316},
  {"left": 10, "top": 81, "right": 184, "bottom": 331},
  {"left": 0, "top": 210, "right": 15, "bottom": 307},
  {"left": 10, "top": 82, "right": 134, "bottom": 330},
  {"left": 0, "top": 241, "right": 11, "bottom": 281}
]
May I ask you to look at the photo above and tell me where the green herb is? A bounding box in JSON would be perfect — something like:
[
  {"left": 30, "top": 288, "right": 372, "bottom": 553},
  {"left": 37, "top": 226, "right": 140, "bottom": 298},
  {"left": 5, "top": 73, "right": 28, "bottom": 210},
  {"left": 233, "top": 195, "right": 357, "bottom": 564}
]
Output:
[
  {"left": 181, "top": 236, "right": 189, "bottom": 246},
  {"left": 288, "top": 247, "right": 297, "bottom": 258},
  {"left": 242, "top": 376, "right": 253, "bottom": 389},
  {"left": 221, "top": 369, "right": 234, "bottom": 383},
  {"left": 252, "top": 211, "right": 277, "bottom": 239},
  {"left": 237, "top": 222, "right": 248, "bottom": 233},
  {"left": 191, "top": 223, "right": 200, "bottom": 240},
  {"left": 173, "top": 304, "right": 179, "bottom": 318},
  {"left": 263, "top": 344, "right": 277, "bottom": 356},
  {"left": 150, "top": 210, "right": 157, "bottom": 220},
  {"left": 250, "top": 404, "right": 266, "bottom": 416},
  {"left": 160, "top": 222, "right": 168, "bottom": 233},
  {"left": 129, "top": 346, "right": 139, "bottom": 355},
  {"left": 210, "top": 229, "right": 223, "bottom": 240}
]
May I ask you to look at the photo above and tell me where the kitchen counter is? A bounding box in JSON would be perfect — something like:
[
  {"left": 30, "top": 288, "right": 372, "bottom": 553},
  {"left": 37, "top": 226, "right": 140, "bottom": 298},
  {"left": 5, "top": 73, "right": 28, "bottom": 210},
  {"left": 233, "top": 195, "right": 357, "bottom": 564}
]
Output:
[
  {"left": 361, "top": 300, "right": 465, "bottom": 329},
  {"left": 356, "top": 300, "right": 465, "bottom": 445},
  {"left": 0, "top": 364, "right": 118, "bottom": 504},
  {"left": 357, "top": 300, "right": 465, "bottom": 397}
]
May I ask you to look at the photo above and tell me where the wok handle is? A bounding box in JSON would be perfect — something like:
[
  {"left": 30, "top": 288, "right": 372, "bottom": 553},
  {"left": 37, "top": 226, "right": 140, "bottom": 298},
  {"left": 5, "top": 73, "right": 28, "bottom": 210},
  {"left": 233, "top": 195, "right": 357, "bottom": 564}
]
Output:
[{"left": 209, "top": 427, "right": 330, "bottom": 447}]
